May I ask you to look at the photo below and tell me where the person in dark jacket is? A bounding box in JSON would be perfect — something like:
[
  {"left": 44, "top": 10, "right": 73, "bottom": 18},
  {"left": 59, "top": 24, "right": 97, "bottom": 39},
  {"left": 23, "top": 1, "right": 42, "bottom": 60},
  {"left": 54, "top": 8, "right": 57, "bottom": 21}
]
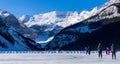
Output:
[
  {"left": 111, "top": 43, "right": 116, "bottom": 59},
  {"left": 98, "top": 43, "right": 102, "bottom": 59},
  {"left": 88, "top": 46, "right": 91, "bottom": 55},
  {"left": 85, "top": 46, "right": 91, "bottom": 55},
  {"left": 85, "top": 46, "right": 88, "bottom": 55}
]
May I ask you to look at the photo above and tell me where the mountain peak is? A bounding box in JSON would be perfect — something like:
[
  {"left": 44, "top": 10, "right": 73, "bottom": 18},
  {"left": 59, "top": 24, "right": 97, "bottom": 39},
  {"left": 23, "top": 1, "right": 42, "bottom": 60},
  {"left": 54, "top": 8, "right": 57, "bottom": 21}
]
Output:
[
  {"left": 0, "top": 9, "right": 7, "bottom": 13},
  {"left": 110, "top": 0, "right": 120, "bottom": 2},
  {"left": 19, "top": 15, "right": 31, "bottom": 23},
  {"left": 0, "top": 9, "right": 11, "bottom": 20}
]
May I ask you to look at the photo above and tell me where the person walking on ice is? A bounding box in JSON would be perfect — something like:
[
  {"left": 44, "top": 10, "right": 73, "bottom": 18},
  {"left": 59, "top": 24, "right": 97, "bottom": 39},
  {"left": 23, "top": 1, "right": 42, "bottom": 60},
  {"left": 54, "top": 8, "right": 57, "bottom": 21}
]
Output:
[
  {"left": 111, "top": 43, "right": 116, "bottom": 59},
  {"left": 98, "top": 43, "right": 102, "bottom": 59}
]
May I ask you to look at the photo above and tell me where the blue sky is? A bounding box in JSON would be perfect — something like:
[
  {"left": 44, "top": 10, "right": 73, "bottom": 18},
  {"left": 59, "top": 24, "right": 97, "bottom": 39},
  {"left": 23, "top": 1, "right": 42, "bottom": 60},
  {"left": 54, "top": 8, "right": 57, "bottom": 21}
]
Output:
[{"left": 0, "top": 0, "right": 108, "bottom": 18}]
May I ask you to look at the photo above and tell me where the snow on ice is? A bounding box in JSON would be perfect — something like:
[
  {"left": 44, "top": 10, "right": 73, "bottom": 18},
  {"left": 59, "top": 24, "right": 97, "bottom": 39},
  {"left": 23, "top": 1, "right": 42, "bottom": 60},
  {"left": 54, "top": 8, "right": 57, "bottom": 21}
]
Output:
[{"left": 0, "top": 51, "right": 119, "bottom": 64}]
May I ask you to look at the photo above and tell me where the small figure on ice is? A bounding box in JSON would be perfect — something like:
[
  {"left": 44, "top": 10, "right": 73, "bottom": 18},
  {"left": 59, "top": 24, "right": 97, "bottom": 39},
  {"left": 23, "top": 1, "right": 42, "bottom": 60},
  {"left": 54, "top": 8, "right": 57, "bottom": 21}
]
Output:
[
  {"left": 98, "top": 43, "right": 102, "bottom": 59},
  {"left": 111, "top": 43, "right": 116, "bottom": 59},
  {"left": 85, "top": 46, "right": 88, "bottom": 55},
  {"left": 106, "top": 47, "right": 110, "bottom": 55},
  {"left": 85, "top": 46, "right": 91, "bottom": 55},
  {"left": 88, "top": 46, "right": 91, "bottom": 55}
]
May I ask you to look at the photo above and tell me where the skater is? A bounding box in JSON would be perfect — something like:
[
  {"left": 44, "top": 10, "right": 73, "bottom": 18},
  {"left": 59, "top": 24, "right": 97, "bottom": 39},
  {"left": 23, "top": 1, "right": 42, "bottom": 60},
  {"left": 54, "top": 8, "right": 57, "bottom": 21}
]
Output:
[
  {"left": 85, "top": 46, "right": 88, "bottom": 55},
  {"left": 111, "top": 43, "right": 116, "bottom": 59},
  {"left": 106, "top": 47, "right": 110, "bottom": 55},
  {"left": 85, "top": 46, "right": 91, "bottom": 55},
  {"left": 88, "top": 46, "right": 91, "bottom": 55},
  {"left": 98, "top": 43, "right": 102, "bottom": 59}
]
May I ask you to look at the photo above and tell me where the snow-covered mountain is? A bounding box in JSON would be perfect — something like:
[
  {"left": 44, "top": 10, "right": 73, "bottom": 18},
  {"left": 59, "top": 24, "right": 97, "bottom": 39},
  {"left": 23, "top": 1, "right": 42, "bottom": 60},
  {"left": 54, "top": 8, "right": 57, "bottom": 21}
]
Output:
[
  {"left": 19, "top": 7, "right": 98, "bottom": 43},
  {"left": 46, "top": 0, "right": 120, "bottom": 50},
  {"left": 19, "top": 15, "right": 31, "bottom": 23},
  {"left": 0, "top": 9, "right": 41, "bottom": 50},
  {"left": 0, "top": 18, "right": 40, "bottom": 50},
  {"left": 19, "top": 8, "right": 98, "bottom": 27},
  {"left": 0, "top": 9, "right": 38, "bottom": 40}
]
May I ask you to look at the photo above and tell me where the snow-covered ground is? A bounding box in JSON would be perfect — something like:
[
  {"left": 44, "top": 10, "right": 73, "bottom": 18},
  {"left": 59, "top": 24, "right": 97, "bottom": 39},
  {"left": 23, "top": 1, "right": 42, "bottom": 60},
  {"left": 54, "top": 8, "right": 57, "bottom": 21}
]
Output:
[{"left": 0, "top": 51, "right": 119, "bottom": 64}]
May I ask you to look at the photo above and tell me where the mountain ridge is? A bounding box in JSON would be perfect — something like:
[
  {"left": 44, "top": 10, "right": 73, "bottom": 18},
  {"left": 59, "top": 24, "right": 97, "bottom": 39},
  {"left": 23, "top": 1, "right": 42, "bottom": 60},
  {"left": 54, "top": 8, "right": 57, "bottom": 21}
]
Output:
[
  {"left": 45, "top": 0, "right": 120, "bottom": 50},
  {"left": 19, "top": 7, "right": 98, "bottom": 42}
]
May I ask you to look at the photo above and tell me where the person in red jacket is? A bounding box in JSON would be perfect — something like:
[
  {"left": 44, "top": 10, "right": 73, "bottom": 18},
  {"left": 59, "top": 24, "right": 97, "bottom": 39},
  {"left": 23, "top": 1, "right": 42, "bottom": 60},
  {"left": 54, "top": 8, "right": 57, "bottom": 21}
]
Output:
[{"left": 106, "top": 47, "right": 110, "bottom": 55}]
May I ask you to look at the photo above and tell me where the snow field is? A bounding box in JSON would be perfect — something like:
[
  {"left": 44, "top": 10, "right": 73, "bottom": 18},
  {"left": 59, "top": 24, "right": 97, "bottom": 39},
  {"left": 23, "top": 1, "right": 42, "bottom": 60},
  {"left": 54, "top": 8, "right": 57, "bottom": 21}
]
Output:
[{"left": 0, "top": 51, "right": 119, "bottom": 64}]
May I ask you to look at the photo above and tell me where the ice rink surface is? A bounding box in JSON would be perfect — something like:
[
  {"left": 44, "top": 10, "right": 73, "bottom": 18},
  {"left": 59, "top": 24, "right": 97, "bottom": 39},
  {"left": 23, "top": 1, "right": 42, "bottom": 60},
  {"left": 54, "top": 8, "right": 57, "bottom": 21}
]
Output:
[{"left": 0, "top": 51, "right": 119, "bottom": 64}]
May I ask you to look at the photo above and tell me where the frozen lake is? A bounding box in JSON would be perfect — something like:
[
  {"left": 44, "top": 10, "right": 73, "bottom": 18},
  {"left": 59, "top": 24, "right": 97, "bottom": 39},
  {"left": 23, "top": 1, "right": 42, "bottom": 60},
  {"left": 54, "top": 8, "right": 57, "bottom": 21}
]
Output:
[{"left": 0, "top": 51, "right": 119, "bottom": 64}]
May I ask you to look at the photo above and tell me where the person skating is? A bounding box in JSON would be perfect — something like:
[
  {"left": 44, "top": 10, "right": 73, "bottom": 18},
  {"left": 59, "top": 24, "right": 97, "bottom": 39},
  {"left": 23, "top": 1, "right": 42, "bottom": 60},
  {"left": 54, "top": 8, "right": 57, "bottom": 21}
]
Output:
[
  {"left": 106, "top": 47, "right": 110, "bottom": 55},
  {"left": 85, "top": 46, "right": 91, "bottom": 55},
  {"left": 85, "top": 46, "right": 88, "bottom": 55},
  {"left": 98, "top": 43, "right": 102, "bottom": 59},
  {"left": 111, "top": 43, "right": 116, "bottom": 59},
  {"left": 88, "top": 46, "right": 91, "bottom": 55}
]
